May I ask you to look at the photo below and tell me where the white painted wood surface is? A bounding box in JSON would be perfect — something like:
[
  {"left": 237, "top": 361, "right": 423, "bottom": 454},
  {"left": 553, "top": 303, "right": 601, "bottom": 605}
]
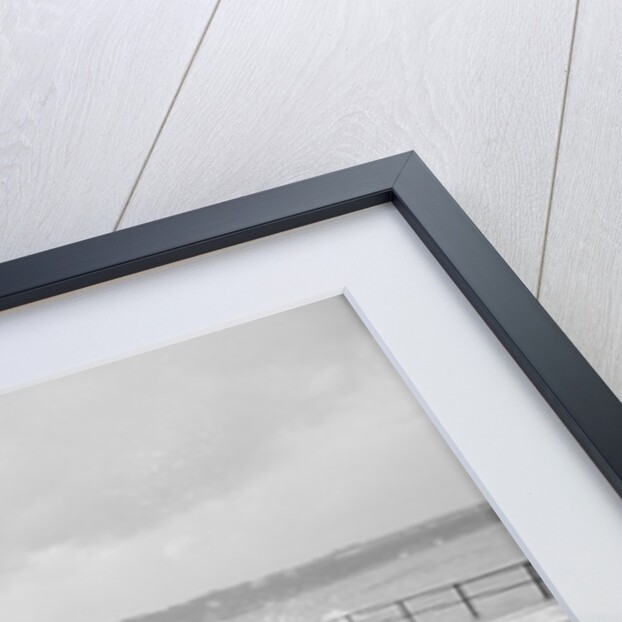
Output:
[
  {"left": 0, "top": 0, "right": 218, "bottom": 261},
  {"left": 118, "top": 0, "right": 576, "bottom": 290},
  {"left": 539, "top": 1, "right": 622, "bottom": 400}
]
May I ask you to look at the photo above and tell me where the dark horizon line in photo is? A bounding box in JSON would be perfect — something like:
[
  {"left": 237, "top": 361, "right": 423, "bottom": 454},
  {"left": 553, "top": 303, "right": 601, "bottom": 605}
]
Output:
[{"left": 119, "top": 503, "right": 501, "bottom": 622}]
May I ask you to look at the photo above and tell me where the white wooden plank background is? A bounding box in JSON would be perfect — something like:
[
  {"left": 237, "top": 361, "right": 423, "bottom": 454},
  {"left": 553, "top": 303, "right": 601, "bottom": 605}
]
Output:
[
  {"left": 117, "top": 0, "right": 576, "bottom": 291},
  {"left": 3, "top": 0, "right": 621, "bottom": 401},
  {"left": 539, "top": 0, "right": 622, "bottom": 399},
  {"left": 0, "top": 0, "right": 218, "bottom": 262}
]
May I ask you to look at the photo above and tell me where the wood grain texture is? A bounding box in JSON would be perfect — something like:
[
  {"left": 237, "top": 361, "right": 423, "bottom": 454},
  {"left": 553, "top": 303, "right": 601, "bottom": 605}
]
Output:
[
  {"left": 0, "top": 0, "right": 218, "bottom": 261},
  {"left": 539, "top": 1, "right": 622, "bottom": 399},
  {"left": 119, "top": 0, "right": 576, "bottom": 290}
]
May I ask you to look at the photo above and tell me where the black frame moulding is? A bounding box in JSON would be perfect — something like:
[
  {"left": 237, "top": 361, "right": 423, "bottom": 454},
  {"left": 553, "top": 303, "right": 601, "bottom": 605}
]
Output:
[{"left": 1, "top": 151, "right": 621, "bottom": 499}]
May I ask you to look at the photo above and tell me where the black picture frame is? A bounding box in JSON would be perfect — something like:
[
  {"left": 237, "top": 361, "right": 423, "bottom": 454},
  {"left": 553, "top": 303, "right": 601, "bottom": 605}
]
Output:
[{"left": 1, "top": 151, "right": 621, "bottom": 500}]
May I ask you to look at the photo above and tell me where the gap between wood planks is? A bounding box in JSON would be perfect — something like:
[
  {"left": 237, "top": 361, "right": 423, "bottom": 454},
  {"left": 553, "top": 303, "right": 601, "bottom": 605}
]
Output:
[
  {"left": 113, "top": 0, "right": 225, "bottom": 232},
  {"left": 535, "top": 0, "right": 581, "bottom": 299}
]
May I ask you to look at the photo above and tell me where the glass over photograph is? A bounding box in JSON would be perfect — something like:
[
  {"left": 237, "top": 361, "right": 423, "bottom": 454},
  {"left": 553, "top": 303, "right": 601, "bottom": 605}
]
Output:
[{"left": 0, "top": 296, "right": 567, "bottom": 622}]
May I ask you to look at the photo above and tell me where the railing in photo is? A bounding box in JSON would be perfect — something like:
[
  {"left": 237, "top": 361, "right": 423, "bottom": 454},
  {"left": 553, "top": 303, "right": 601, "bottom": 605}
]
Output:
[{"left": 331, "top": 561, "right": 552, "bottom": 622}]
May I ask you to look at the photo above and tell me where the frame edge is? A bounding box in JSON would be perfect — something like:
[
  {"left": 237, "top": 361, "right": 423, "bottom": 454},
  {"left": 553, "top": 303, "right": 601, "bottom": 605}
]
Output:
[
  {"left": 0, "top": 152, "right": 411, "bottom": 311},
  {"left": 393, "top": 151, "right": 622, "bottom": 499}
]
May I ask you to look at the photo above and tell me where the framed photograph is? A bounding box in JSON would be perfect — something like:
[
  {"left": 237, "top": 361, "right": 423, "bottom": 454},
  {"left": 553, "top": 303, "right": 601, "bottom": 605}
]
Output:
[{"left": 0, "top": 152, "right": 620, "bottom": 622}]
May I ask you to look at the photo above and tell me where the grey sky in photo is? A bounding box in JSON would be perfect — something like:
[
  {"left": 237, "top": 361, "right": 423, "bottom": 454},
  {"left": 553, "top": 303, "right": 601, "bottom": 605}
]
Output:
[{"left": 0, "top": 296, "right": 482, "bottom": 622}]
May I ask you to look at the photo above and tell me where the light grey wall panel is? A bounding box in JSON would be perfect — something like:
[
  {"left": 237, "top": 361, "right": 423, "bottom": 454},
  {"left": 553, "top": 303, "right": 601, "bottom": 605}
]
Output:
[
  {"left": 539, "top": 1, "right": 622, "bottom": 398},
  {"left": 0, "top": 0, "right": 218, "bottom": 261},
  {"left": 119, "top": 0, "right": 576, "bottom": 290}
]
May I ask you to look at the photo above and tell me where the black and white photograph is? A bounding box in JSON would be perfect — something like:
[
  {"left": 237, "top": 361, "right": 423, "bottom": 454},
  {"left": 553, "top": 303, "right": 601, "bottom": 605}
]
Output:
[{"left": 0, "top": 297, "right": 566, "bottom": 622}]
